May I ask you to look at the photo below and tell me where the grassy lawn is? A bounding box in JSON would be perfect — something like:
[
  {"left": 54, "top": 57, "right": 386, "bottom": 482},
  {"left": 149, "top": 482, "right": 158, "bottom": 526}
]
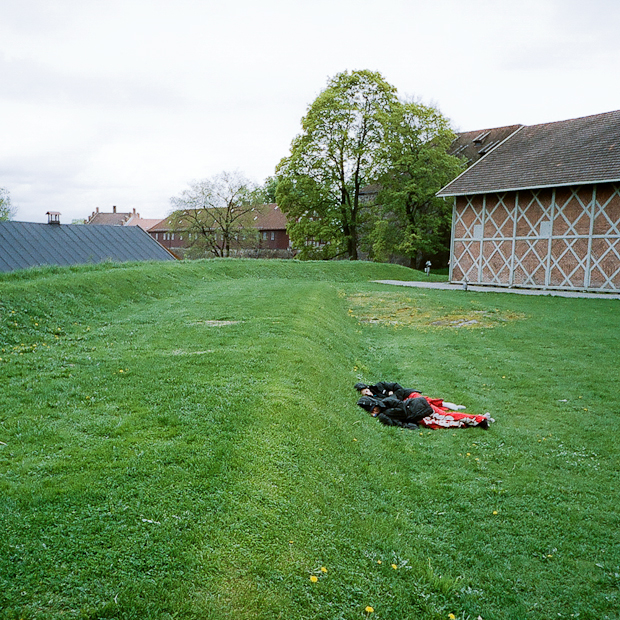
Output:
[{"left": 1, "top": 259, "right": 618, "bottom": 620}]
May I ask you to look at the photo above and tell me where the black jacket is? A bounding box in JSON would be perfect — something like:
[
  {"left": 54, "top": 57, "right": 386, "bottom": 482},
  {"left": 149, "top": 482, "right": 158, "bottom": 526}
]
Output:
[
  {"left": 356, "top": 382, "right": 419, "bottom": 401},
  {"left": 357, "top": 395, "right": 432, "bottom": 429}
]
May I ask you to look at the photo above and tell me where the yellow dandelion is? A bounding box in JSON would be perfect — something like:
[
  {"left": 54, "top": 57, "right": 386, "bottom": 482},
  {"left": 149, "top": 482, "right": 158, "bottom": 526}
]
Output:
[
  {"left": 365, "top": 606, "right": 374, "bottom": 613},
  {"left": 320, "top": 566, "right": 327, "bottom": 573},
  {"left": 466, "top": 452, "right": 471, "bottom": 456},
  {"left": 310, "top": 575, "right": 318, "bottom": 583},
  {"left": 377, "top": 560, "right": 382, "bottom": 564},
  {"left": 449, "top": 614, "right": 456, "bottom": 620},
  {"left": 391, "top": 563, "right": 397, "bottom": 570},
  {"left": 493, "top": 510, "right": 498, "bottom": 515},
  {"left": 119, "top": 369, "right": 124, "bottom": 373},
  {"left": 353, "top": 438, "right": 357, "bottom": 441}
]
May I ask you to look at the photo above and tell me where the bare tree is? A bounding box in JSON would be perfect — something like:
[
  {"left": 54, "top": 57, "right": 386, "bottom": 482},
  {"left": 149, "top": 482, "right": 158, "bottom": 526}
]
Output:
[
  {"left": 0, "top": 187, "right": 16, "bottom": 221},
  {"left": 169, "top": 171, "right": 262, "bottom": 257}
]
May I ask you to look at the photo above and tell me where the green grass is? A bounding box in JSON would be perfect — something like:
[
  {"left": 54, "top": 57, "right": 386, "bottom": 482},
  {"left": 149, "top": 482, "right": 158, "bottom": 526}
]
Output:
[{"left": 1, "top": 259, "right": 618, "bottom": 620}]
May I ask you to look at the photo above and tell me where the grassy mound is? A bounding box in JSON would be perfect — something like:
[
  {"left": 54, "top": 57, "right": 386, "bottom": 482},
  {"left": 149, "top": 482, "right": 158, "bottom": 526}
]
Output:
[{"left": 1, "top": 260, "right": 619, "bottom": 619}]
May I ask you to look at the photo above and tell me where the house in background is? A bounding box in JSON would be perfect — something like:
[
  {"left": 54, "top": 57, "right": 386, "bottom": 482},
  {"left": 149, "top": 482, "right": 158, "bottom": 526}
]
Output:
[
  {"left": 253, "top": 203, "right": 290, "bottom": 251},
  {"left": 438, "top": 110, "right": 620, "bottom": 292},
  {"left": 84, "top": 206, "right": 161, "bottom": 231},
  {"left": 0, "top": 212, "right": 175, "bottom": 273},
  {"left": 149, "top": 203, "right": 291, "bottom": 257}
]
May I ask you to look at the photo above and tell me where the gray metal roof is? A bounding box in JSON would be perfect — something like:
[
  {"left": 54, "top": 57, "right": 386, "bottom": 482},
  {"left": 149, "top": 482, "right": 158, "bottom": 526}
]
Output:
[
  {"left": 0, "top": 221, "right": 176, "bottom": 273},
  {"left": 438, "top": 109, "right": 620, "bottom": 196}
]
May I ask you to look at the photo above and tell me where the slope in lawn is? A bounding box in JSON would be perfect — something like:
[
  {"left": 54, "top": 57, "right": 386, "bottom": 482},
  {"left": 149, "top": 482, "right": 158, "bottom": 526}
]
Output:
[{"left": 1, "top": 260, "right": 619, "bottom": 620}]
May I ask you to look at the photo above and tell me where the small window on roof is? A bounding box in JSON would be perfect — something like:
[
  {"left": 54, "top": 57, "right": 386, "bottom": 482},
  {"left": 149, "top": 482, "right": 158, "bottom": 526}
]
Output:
[{"left": 473, "top": 131, "right": 490, "bottom": 144}]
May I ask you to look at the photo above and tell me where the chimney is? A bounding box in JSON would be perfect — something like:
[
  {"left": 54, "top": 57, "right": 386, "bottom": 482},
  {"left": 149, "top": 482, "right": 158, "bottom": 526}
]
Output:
[
  {"left": 133, "top": 208, "right": 136, "bottom": 215},
  {"left": 46, "top": 211, "right": 61, "bottom": 225},
  {"left": 113, "top": 205, "right": 117, "bottom": 213},
  {"left": 96, "top": 207, "right": 99, "bottom": 213}
]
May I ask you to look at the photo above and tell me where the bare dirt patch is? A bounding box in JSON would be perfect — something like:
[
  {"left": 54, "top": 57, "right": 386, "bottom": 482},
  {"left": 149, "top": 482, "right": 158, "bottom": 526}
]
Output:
[{"left": 347, "top": 292, "right": 525, "bottom": 329}]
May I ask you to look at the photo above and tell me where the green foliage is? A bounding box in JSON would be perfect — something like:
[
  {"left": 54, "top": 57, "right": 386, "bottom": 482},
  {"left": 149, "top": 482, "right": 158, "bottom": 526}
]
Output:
[
  {"left": 276, "top": 70, "right": 398, "bottom": 260},
  {"left": 276, "top": 72, "right": 462, "bottom": 265},
  {"left": 365, "top": 101, "right": 464, "bottom": 268},
  {"left": 258, "top": 175, "right": 279, "bottom": 204},
  {"left": 1, "top": 260, "right": 619, "bottom": 620}
]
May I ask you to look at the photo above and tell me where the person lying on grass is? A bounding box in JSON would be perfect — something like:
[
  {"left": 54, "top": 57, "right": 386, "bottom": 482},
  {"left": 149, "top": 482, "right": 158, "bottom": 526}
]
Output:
[
  {"left": 355, "top": 381, "right": 465, "bottom": 411},
  {"left": 357, "top": 394, "right": 495, "bottom": 430}
]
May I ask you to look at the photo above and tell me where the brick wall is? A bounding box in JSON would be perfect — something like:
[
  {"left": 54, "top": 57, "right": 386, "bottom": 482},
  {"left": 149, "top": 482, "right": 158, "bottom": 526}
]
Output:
[{"left": 450, "top": 182, "right": 620, "bottom": 291}]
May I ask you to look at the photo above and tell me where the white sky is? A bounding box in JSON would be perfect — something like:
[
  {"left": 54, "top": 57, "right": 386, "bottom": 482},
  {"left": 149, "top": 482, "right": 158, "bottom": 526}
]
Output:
[{"left": 1, "top": 0, "right": 619, "bottom": 223}]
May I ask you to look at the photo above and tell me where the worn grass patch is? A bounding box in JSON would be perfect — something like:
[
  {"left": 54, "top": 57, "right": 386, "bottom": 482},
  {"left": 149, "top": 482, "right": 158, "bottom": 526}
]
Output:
[{"left": 347, "top": 291, "right": 526, "bottom": 328}]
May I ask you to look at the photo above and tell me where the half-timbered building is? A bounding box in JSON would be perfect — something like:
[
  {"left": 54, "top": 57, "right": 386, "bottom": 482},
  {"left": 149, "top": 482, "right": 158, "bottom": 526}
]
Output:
[{"left": 438, "top": 110, "right": 620, "bottom": 291}]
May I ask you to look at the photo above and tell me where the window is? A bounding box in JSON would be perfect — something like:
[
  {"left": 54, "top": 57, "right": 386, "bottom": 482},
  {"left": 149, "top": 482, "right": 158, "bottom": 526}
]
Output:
[{"left": 270, "top": 232, "right": 275, "bottom": 241}]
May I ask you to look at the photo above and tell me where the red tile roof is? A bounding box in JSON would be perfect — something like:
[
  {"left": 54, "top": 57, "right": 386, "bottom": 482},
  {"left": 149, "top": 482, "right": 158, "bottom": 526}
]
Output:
[
  {"left": 252, "top": 204, "right": 287, "bottom": 230},
  {"left": 148, "top": 204, "right": 287, "bottom": 232}
]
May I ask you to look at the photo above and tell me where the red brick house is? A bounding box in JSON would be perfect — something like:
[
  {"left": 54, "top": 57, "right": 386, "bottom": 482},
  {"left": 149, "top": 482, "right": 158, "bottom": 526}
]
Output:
[
  {"left": 438, "top": 110, "right": 620, "bottom": 292},
  {"left": 148, "top": 203, "right": 291, "bottom": 256},
  {"left": 85, "top": 206, "right": 161, "bottom": 231}
]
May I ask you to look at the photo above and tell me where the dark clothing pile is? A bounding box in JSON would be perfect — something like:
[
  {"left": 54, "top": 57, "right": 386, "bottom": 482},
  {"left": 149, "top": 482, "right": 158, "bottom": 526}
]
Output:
[
  {"left": 354, "top": 382, "right": 418, "bottom": 401},
  {"left": 356, "top": 395, "right": 433, "bottom": 429}
]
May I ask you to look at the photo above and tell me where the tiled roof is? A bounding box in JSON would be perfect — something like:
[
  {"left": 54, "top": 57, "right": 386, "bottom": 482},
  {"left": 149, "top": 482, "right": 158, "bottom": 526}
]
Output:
[
  {"left": 126, "top": 218, "right": 163, "bottom": 231},
  {"left": 253, "top": 204, "right": 287, "bottom": 230},
  {"left": 449, "top": 124, "right": 523, "bottom": 166},
  {"left": 150, "top": 204, "right": 288, "bottom": 232},
  {"left": 86, "top": 212, "right": 132, "bottom": 225},
  {"left": 0, "top": 221, "right": 175, "bottom": 273},
  {"left": 438, "top": 110, "right": 620, "bottom": 196}
]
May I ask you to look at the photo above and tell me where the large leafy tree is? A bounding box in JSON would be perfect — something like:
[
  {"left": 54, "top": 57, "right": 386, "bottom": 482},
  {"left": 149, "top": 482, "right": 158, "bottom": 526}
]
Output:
[
  {"left": 276, "top": 70, "right": 398, "bottom": 260},
  {"left": 365, "top": 101, "right": 464, "bottom": 268},
  {"left": 169, "top": 171, "right": 261, "bottom": 258},
  {"left": 0, "top": 187, "right": 16, "bottom": 221}
]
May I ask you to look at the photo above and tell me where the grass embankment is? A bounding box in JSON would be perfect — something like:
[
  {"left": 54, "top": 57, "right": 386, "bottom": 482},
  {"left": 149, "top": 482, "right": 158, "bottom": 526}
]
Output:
[{"left": 1, "top": 259, "right": 619, "bottom": 620}]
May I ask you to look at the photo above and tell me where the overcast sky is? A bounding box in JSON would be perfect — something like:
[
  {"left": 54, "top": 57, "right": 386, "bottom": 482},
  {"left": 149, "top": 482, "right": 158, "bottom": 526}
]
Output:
[{"left": 2, "top": 0, "right": 619, "bottom": 223}]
